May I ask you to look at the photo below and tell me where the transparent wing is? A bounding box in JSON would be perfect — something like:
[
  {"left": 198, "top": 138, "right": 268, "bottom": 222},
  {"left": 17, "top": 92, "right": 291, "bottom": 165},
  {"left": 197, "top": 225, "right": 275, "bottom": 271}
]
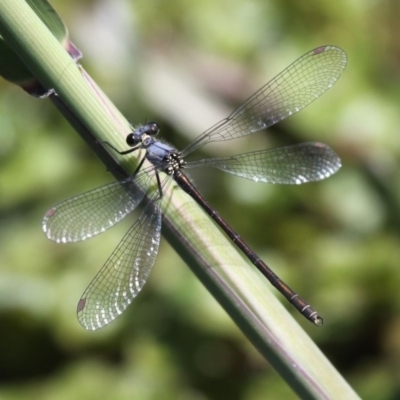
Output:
[
  {"left": 42, "top": 171, "right": 153, "bottom": 243},
  {"left": 186, "top": 142, "right": 341, "bottom": 184},
  {"left": 181, "top": 46, "right": 347, "bottom": 157},
  {"left": 77, "top": 197, "right": 162, "bottom": 331}
]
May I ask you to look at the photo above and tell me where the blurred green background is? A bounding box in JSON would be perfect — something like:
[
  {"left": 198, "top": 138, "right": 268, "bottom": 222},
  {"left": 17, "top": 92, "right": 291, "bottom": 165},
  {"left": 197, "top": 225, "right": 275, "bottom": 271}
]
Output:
[{"left": 1, "top": 0, "right": 400, "bottom": 399}]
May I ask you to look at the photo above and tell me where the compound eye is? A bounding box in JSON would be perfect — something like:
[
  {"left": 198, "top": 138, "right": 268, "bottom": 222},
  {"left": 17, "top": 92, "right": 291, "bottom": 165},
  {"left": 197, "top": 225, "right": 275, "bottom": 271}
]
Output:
[
  {"left": 146, "top": 122, "right": 159, "bottom": 136},
  {"left": 126, "top": 133, "right": 140, "bottom": 147}
]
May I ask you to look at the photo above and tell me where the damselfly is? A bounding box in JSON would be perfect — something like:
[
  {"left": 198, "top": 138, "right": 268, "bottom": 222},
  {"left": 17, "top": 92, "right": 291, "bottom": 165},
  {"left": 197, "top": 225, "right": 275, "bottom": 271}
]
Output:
[{"left": 43, "top": 45, "right": 347, "bottom": 330}]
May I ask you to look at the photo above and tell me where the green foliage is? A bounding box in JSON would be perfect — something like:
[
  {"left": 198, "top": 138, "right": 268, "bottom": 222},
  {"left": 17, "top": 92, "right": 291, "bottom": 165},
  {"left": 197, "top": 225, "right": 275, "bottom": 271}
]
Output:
[
  {"left": 0, "top": 0, "right": 67, "bottom": 83},
  {"left": 1, "top": 0, "right": 400, "bottom": 399}
]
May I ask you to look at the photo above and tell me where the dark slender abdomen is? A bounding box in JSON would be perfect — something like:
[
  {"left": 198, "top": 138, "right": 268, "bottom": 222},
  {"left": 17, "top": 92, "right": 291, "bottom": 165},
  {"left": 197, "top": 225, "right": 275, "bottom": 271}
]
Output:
[{"left": 173, "top": 170, "right": 323, "bottom": 326}]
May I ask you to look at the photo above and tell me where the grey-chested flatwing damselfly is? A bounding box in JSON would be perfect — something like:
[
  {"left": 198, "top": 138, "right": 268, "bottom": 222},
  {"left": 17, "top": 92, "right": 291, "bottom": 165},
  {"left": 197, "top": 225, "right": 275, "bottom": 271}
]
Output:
[{"left": 43, "top": 46, "right": 347, "bottom": 330}]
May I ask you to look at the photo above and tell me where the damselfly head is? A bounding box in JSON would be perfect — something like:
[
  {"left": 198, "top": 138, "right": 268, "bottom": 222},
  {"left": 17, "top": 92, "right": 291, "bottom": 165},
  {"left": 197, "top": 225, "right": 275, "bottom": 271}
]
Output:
[{"left": 126, "top": 122, "right": 160, "bottom": 147}]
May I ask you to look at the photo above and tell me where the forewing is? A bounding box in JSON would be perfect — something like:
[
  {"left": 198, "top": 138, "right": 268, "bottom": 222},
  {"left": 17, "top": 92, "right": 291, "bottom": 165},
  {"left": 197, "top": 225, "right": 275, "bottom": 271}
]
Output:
[
  {"left": 187, "top": 142, "right": 341, "bottom": 184},
  {"left": 42, "top": 172, "right": 152, "bottom": 243},
  {"left": 77, "top": 199, "right": 162, "bottom": 330},
  {"left": 182, "top": 46, "right": 347, "bottom": 156}
]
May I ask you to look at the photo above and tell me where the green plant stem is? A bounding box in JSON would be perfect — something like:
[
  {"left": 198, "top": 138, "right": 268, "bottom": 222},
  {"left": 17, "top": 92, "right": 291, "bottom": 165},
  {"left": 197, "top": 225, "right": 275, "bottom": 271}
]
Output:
[{"left": 0, "top": 1, "right": 360, "bottom": 399}]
